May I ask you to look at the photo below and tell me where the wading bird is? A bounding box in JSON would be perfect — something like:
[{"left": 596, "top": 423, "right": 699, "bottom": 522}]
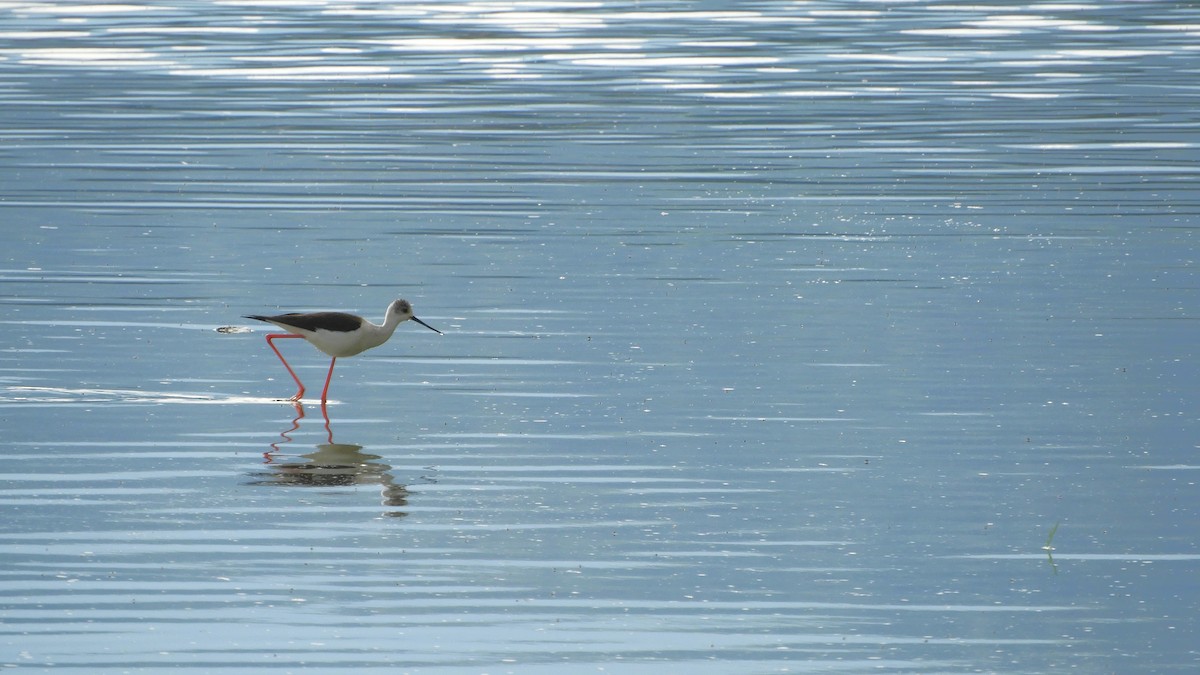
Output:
[{"left": 245, "top": 299, "right": 441, "bottom": 402}]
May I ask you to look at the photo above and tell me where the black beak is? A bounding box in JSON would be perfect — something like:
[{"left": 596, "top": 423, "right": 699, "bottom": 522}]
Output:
[{"left": 412, "top": 316, "right": 443, "bottom": 335}]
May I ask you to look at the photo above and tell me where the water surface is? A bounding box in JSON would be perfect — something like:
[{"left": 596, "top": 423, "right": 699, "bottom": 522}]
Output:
[{"left": 2, "top": 2, "right": 1198, "bottom": 672}]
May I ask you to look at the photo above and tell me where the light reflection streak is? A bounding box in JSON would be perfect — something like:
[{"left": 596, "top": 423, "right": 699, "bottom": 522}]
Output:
[
  {"left": 2, "top": 386, "right": 285, "bottom": 405},
  {"left": 1, "top": 0, "right": 1192, "bottom": 107},
  {"left": 14, "top": 3, "right": 161, "bottom": 15}
]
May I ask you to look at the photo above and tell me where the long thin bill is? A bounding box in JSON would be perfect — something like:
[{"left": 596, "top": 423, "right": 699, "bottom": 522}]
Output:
[{"left": 412, "top": 316, "right": 443, "bottom": 335}]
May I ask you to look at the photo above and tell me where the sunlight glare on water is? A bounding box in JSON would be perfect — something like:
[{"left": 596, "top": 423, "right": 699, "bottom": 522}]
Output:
[{"left": 1, "top": 1, "right": 1198, "bottom": 672}]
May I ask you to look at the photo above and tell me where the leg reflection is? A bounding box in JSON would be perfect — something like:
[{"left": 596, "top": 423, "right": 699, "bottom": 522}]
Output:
[
  {"left": 265, "top": 401, "right": 332, "bottom": 460},
  {"left": 251, "top": 401, "right": 409, "bottom": 517}
]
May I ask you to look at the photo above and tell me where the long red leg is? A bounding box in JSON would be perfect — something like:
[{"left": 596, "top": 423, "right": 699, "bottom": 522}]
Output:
[
  {"left": 264, "top": 334, "right": 306, "bottom": 400},
  {"left": 320, "top": 357, "right": 337, "bottom": 402}
]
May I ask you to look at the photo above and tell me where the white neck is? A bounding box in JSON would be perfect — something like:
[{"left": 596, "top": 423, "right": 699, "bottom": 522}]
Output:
[{"left": 357, "top": 312, "right": 401, "bottom": 351}]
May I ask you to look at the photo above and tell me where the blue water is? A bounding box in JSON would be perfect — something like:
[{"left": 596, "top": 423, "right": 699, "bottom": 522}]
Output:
[{"left": 2, "top": 2, "right": 1198, "bottom": 672}]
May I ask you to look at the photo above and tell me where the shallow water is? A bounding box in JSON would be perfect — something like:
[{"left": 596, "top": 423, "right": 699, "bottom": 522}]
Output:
[{"left": 2, "top": 1, "right": 1199, "bottom": 672}]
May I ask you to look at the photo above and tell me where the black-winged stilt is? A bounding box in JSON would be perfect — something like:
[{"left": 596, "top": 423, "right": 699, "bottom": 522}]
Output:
[{"left": 245, "top": 299, "right": 441, "bottom": 402}]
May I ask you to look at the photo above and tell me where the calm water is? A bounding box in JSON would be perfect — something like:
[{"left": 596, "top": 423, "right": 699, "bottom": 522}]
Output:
[{"left": 2, "top": 1, "right": 1198, "bottom": 672}]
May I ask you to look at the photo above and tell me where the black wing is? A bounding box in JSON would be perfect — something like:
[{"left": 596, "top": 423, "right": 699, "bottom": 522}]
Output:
[{"left": 244, "top": 311, "right": 363, "bottom": 333}]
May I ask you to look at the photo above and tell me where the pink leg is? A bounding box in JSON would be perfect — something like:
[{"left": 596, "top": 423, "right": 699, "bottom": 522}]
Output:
[
  {"left": 320, "top": 357, "right": 337, "bottom": 402},
  {"left": 264, "top": 334, "right": 306, "bottom": 400}
]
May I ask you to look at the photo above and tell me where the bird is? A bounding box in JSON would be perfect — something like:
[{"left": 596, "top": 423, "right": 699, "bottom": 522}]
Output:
[{"left": 245, "top": 299, "right": 442, "bottom": 402}]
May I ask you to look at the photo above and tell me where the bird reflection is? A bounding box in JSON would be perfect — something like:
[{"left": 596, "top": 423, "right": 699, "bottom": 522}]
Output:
[
  {"left": 266, "top": 400, "right": 332, "bottom": 454},
  {"left": 249, "top": 402, "right": 410, "bottom": 517}
]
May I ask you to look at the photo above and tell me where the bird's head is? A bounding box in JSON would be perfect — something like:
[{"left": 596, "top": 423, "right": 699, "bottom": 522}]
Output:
[
  {"left": 390, "top": 299, "right": 442, "bottom": 335},
  {"left": 389, "top": 299, "right": 414, "bottom": 319}
]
